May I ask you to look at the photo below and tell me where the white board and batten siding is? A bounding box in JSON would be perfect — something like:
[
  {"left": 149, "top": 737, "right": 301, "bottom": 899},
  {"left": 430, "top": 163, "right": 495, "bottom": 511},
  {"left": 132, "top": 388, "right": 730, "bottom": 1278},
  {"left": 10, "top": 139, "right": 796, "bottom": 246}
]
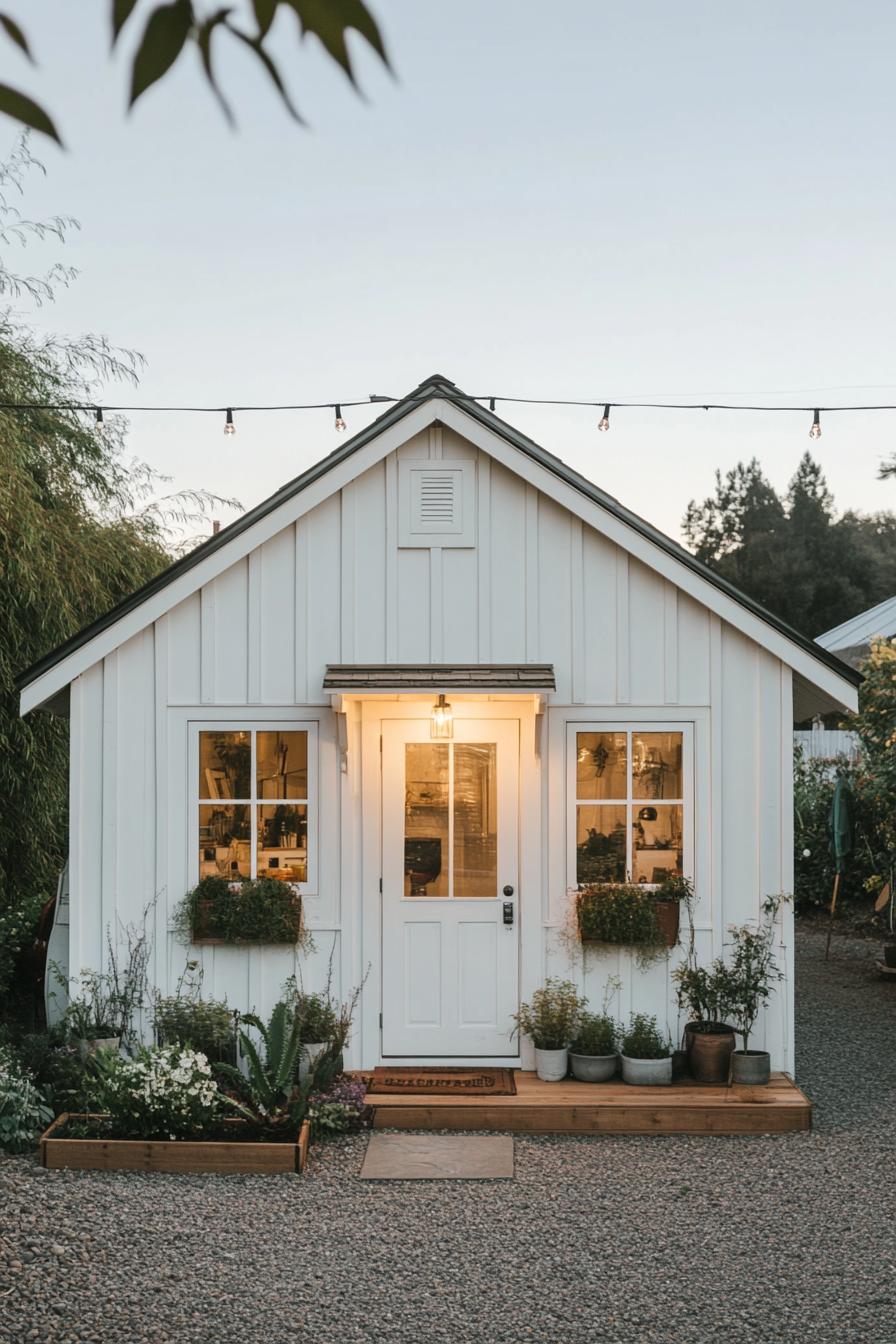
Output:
[{"left": 67, "top": 423, "right": 798, "bottom": 1070}]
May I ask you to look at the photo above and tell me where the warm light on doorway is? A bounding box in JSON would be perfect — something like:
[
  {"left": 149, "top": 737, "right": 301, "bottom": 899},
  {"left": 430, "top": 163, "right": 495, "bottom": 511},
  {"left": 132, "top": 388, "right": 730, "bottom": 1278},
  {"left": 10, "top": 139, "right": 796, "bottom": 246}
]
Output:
[{"left": 430, "top": 693, "right": 453, "bottom": 739}]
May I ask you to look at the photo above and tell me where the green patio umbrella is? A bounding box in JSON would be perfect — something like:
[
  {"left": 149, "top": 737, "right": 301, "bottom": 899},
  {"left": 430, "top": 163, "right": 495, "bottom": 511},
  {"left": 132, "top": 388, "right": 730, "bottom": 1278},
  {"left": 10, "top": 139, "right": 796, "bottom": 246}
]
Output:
[{"left": 825, "top": 775, "right": 856, "bottom": 960}]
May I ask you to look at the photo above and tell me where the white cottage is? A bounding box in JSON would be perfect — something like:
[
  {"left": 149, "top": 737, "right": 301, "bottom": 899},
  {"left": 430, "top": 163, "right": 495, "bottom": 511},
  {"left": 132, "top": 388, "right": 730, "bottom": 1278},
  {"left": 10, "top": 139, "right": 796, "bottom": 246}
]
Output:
[{"left": 19, "top": 374, "right": 859, "bottom": 1074}]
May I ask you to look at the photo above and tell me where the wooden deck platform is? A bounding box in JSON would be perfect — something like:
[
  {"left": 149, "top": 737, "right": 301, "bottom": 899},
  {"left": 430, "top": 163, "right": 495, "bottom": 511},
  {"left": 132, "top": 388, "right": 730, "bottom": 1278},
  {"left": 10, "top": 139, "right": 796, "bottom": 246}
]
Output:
[{"left": 367, "top": 1071, "right": 811, "bottom": 1136}]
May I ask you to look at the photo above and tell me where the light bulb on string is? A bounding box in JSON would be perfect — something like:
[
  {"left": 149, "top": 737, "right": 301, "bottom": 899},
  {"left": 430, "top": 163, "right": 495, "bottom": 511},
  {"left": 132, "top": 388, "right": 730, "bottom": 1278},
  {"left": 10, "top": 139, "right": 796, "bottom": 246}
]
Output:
[
  {"left": 598, "top": 404, "right": 611, "bottom": 432},
  {"left": 809, "top": 409, "right": 821, "bottom": 440},
  {"left": 223, "top": 408, "right": 235, "bottom": 436},
  {"left": 488, "top": 398, "right": 496, "bottom": 412},
  {"left": 94, "top": 406, "right": 104, "bottom": 435},
  {"left": 334, "top": 405, "right": 347, "bottom": 432}
]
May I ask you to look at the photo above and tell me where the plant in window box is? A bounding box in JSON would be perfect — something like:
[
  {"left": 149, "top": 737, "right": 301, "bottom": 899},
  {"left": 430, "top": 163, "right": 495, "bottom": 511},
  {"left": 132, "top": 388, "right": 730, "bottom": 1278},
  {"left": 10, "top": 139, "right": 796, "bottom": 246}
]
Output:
[
  {"left": 575, "top": 883, "right": 667, "bottom": 965},
  {"left": 174, "top": 876, "right": 312, "bottom": 948},
  {"left": 512, "top": 979, "right": 587, "bottom": 1082},
  {"left": 619, "top": 1012, "right": 673, "bottom": 1085}
]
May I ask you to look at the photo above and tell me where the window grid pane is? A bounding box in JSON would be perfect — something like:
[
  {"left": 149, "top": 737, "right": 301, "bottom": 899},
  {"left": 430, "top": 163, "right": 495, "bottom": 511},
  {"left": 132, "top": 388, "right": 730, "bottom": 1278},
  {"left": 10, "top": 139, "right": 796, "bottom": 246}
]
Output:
[{"left": 575, "top": 729, "right": 685, "bottom": 886}]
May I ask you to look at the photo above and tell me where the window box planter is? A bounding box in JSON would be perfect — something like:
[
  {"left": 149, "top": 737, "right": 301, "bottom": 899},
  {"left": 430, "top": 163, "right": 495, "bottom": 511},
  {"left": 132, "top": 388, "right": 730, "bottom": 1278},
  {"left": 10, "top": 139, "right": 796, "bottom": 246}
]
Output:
[
  {"left": 576, "top": 883, "right": 679, "bottom": 951},
  {"left": 175, "top": 877, "right": 308, "bottom": 947},
  {"left": 39, "top": 1114, "right": 311, "bottom": 1175}
]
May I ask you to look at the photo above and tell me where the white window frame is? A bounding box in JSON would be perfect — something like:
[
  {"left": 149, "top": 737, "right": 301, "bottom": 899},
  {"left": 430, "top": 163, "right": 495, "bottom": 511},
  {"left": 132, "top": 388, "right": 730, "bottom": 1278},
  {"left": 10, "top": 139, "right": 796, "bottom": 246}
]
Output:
[
  {"left": 189, "top": 721, "right": 319, "bottom": 894},
  {"left": 566, "top": 722, "right": 694, "bottom": 890}
]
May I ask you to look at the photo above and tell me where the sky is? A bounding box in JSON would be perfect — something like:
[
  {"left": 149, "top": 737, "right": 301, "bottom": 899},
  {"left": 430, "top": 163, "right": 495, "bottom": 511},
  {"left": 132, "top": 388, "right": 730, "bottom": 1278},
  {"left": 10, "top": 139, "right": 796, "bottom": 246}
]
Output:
[{"left": 7, "top": 1, "right": 896, "bottom": 539}]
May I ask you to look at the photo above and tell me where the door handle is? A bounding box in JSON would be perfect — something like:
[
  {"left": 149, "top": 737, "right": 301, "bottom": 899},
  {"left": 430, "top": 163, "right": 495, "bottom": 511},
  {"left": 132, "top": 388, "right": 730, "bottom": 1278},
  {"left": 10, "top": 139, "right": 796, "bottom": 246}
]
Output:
[{"left": 503, "top": 885, "right": 514, "bottom": 897}]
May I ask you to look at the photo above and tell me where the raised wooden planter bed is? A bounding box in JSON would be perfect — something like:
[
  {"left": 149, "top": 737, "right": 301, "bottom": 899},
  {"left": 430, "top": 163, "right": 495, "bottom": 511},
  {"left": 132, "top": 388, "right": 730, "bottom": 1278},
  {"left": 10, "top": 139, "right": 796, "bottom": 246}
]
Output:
[{"left": 40, "top": 1115, "right": 311, "bottom": 1174}]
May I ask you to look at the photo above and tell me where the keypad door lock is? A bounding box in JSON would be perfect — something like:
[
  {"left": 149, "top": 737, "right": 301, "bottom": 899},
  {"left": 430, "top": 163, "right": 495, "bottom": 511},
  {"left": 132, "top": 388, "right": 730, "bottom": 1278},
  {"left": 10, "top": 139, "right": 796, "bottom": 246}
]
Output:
[{"left": 503, "top": 901, "right": 514, "bottom": 927}]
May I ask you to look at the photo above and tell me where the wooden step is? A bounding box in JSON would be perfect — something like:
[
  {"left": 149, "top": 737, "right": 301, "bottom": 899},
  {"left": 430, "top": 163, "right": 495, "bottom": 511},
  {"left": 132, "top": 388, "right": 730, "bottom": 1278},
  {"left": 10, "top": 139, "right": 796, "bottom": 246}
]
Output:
[{"left": 366, "top": 1071, "right": 812, "bottom": 1135}]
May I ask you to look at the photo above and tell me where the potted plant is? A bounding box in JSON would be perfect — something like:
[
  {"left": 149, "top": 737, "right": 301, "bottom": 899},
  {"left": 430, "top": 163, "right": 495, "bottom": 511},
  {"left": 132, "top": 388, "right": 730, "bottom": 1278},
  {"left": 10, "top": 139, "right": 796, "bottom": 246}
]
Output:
[
  {"left": 672, "top": 961, "right": 736, "bottom": 1084},
  {"left": 652, "top": 874, "right": 693, "bottom": 948},
  {"left": 619, "top": 1013, "right": 672, "bottom": 1085},
  {"left": 293, "top": 992, "right": 339, "bottom": 1080},
  {"left": 512, "top": 979, "right": 586, "bottom": 1081},
  {"left": 569, "top": 1012, "right": 618, "bottom": 1082},
  {"left": 725, "top": 895, "right": 788, "bottom": 1086}
]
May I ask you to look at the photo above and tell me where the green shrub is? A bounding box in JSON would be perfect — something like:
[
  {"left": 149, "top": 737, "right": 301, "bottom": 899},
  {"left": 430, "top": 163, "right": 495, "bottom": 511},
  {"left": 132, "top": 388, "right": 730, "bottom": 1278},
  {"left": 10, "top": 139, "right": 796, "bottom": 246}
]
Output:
[
  {"left": 570, "top": 1012, "right": 617, "bottom": 1056},
  {"left": 619, "top": 1013, "right": 670, "bottom": 1060},
  {"left": 153, "top": 995, "right": 236, "bottom": 1061},
  {"left": 0, "top": 1047, "right": 53, "bottom": 1152},
  {"left": 173, "top": 876, "right": 311, "bottom": 947}
]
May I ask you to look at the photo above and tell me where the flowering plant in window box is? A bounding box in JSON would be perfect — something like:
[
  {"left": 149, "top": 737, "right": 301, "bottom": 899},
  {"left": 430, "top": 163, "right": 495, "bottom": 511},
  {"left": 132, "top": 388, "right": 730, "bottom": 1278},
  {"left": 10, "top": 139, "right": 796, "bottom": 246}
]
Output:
[{"left": 173, "top": 876, "right": 312, "bottom": 948}]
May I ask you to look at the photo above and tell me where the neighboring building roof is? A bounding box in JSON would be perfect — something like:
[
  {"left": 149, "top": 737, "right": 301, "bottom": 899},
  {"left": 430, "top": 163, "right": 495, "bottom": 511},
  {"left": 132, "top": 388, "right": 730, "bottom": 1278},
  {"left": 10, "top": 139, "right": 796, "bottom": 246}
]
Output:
[
  {"left": 323, "top": 664, "right": 557, "bottom": 691},
  {"left": 817, "top": 594, "right": 896, "bottom": 655},
  {"left": 17, "top": 373, "right": 861, "bottom": 712}
]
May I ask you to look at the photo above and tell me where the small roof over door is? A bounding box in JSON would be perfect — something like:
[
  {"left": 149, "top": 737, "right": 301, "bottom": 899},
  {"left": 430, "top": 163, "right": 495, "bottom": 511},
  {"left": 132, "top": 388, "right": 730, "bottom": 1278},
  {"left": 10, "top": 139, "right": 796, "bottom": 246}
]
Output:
[{"left": 322, "top": 664, "right": 556, "bottom": 692}]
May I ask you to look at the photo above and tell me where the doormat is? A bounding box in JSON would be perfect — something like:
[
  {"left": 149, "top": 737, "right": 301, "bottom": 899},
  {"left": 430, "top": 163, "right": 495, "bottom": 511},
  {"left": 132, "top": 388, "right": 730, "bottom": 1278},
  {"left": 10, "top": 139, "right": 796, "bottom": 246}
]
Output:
[
  {"left": 360, "top": 1134, "right": 514, "bottom": 1180},
  {"left": 366, "top": 1067, "right": 517, "bottom": 1097}
]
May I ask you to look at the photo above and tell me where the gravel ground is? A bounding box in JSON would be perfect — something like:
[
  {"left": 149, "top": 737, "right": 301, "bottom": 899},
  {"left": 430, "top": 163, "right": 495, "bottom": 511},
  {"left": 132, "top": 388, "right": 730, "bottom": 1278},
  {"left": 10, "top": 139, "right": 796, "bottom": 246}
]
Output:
[{"left": 1, "top": 924, "right": 894, "bottom": 1344}]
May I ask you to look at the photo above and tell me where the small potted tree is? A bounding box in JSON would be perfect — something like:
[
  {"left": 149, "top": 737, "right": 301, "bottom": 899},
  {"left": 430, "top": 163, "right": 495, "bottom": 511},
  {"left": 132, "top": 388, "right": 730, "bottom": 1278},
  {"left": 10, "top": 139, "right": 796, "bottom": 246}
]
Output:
[
  {"left": 672, "top": 961, "right": 736, "bottom": 1084},
  {"left": 619, "top": 1013, "right": 672, "bottom": 1085},
  {"left": 513, "top": 980, "right": 586, "bottom": 1082},
  {"left": 725, "top": 896, "right": 788, "bottom": 1086},
  {"left": 569, "top": 1012, "right": 618, "bottom": 1082}
]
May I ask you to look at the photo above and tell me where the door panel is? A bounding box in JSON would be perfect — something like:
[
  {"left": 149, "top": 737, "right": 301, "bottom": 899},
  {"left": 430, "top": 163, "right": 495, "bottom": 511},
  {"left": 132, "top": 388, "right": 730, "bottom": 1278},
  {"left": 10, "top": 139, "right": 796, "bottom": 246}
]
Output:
[{"left": 382, "top": 718, "right": 519, "bottom": 1058}]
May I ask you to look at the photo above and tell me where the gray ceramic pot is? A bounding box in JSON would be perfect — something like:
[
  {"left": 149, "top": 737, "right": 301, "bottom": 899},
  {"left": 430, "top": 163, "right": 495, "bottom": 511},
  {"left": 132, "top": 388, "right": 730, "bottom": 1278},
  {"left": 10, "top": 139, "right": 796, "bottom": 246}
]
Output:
[
  {"left": 569, "top": 1052, "right": 618, "bottom": 1082},
  {"left": 534, "top": 1047, "right": 568, "bottom": 1082},
  {"left": 621, "top": 1054, "right": 672, "bottom": 1086},
  {"left": 730, "top": 1050, "right": 771, "bottom": 1086}
]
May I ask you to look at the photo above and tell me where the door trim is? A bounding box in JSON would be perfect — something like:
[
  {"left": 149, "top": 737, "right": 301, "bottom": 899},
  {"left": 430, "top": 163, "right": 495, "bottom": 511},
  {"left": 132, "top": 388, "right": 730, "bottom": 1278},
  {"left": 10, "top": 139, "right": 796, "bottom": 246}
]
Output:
[{"left": 359, "top": 698, "right": 541, "bottom": 1070}]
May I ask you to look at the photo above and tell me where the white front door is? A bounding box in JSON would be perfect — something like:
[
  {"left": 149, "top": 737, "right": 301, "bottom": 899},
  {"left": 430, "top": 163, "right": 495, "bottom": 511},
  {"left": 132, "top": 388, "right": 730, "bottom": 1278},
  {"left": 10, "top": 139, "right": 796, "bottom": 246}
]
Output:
[{"left": 381, "top": 718, "right": 520, "bottom": 1058}]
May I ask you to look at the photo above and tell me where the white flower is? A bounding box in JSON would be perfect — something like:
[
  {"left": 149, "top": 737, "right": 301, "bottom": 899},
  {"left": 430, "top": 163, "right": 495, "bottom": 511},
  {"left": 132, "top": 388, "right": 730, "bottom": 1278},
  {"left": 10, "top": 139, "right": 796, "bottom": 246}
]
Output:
[{"left": 802, "top": 848, "right": 811, "bottom": 858}]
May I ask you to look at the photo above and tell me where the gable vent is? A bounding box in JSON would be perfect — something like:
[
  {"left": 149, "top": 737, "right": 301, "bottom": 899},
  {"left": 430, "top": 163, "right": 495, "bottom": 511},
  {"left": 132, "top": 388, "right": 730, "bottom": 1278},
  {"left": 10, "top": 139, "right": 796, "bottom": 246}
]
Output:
[
  {"left": 398, "top": 459, "right": 476, "bottom": 547},
  {"left": 418, "top": 472, "right": 457, "bottom": 525}
]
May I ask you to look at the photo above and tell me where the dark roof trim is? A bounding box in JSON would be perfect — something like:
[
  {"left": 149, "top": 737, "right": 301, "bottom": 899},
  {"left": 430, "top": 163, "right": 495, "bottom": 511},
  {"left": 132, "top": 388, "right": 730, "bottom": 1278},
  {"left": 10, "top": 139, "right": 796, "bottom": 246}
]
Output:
[
  {"left": 323, "top": 664, "right": 556, "bottom": 691},
  {"left": 17, "top": 372, "right": 861, "bottom": 692}
]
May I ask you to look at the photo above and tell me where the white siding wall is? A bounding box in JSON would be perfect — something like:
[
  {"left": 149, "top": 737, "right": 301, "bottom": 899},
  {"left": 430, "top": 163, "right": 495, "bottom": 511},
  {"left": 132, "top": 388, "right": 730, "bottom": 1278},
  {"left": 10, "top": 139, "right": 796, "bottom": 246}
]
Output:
[{"left": 68, "top": 426, "right": 796, "bottom": 1070}]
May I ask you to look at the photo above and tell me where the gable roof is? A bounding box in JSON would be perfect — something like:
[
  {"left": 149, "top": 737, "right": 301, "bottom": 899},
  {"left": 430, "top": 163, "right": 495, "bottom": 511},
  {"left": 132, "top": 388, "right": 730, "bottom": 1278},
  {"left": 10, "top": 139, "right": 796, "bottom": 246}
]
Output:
[
  {"left": 18, "top": 372, "right": 861, "bottom": 714},
  {"left": 817, "top": 594, "right": 896, "bottom": 655}
]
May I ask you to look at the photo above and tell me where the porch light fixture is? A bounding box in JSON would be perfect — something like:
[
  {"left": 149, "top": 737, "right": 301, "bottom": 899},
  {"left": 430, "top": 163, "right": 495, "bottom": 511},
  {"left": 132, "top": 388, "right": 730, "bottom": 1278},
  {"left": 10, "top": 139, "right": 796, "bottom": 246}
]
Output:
[
  {"left": 809, "top": 408, "right": 821, "bottom": 439},
  {"left": 430, "top": 693, "right": 453, "bottom": 739},
  {"left": 224, "top": 407, "right": 235, "bottom": 436}
]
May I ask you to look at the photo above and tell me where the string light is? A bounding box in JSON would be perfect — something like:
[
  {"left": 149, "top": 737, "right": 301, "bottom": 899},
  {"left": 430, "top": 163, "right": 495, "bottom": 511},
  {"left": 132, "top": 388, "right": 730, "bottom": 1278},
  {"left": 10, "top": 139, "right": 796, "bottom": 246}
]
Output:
[
  {"left": 223, "top": 407, "right": 235, "bottom": 436},
  {"left": 598, "top": 404, "right": 611, "bottom": 432},
  {"left": 488, "top": 398, "right": 496, "bottom": 412},
  {"left": 94, "top": 406, "right": 104, "bottom": 434},
  {"left": 334, "top": 404, "right": 347, "bottom": 432},
  {"left": 809, "top": 409, "right": 822, "bottom": 439}
]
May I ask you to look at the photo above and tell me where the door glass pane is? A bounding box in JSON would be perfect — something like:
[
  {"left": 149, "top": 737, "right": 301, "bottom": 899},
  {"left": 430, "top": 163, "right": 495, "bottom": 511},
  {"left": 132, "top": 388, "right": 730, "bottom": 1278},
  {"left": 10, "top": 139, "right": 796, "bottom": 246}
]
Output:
[
  {"left": 199, "top": 731, "right": 250, "bottom": 800},
  {"left": 404, "top": 744, "right": 449, "bottom": 897},
  {"left": 199, "top": 804, "right": 251, "bottom": 878},
  {"left": 576, "top": 804, "right": 627, "bottom": 884},
  {"left": 631, "top": 732, "right": 682, "bottom": 799},
  {"left": 576, "top": 732, "right": 627, "bottom": 799},
  {"left": 257, "top": 731, "right": 308, "bottom": 800},
  {"left": 632, "top": 803, "right": 683, "bottom": 883},
  {"left": 257, "top": 804, "right": 308, "bottom": 882},
  {"left": 454, "top": 744, "right": 497, "bottom": 898}
]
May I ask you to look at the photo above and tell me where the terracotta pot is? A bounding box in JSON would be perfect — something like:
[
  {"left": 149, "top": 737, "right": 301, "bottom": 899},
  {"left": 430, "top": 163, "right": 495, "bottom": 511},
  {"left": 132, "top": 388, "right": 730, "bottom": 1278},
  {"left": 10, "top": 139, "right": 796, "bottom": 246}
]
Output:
[
  {"left": 883, "top": 943, "right": 896, "bottom": 969},
  {"left": 688, "top": 1027, "right": 735, "bottom": 1084},
  {"left": 653, "top": 899, "right": 680, "bottom": 947}
]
